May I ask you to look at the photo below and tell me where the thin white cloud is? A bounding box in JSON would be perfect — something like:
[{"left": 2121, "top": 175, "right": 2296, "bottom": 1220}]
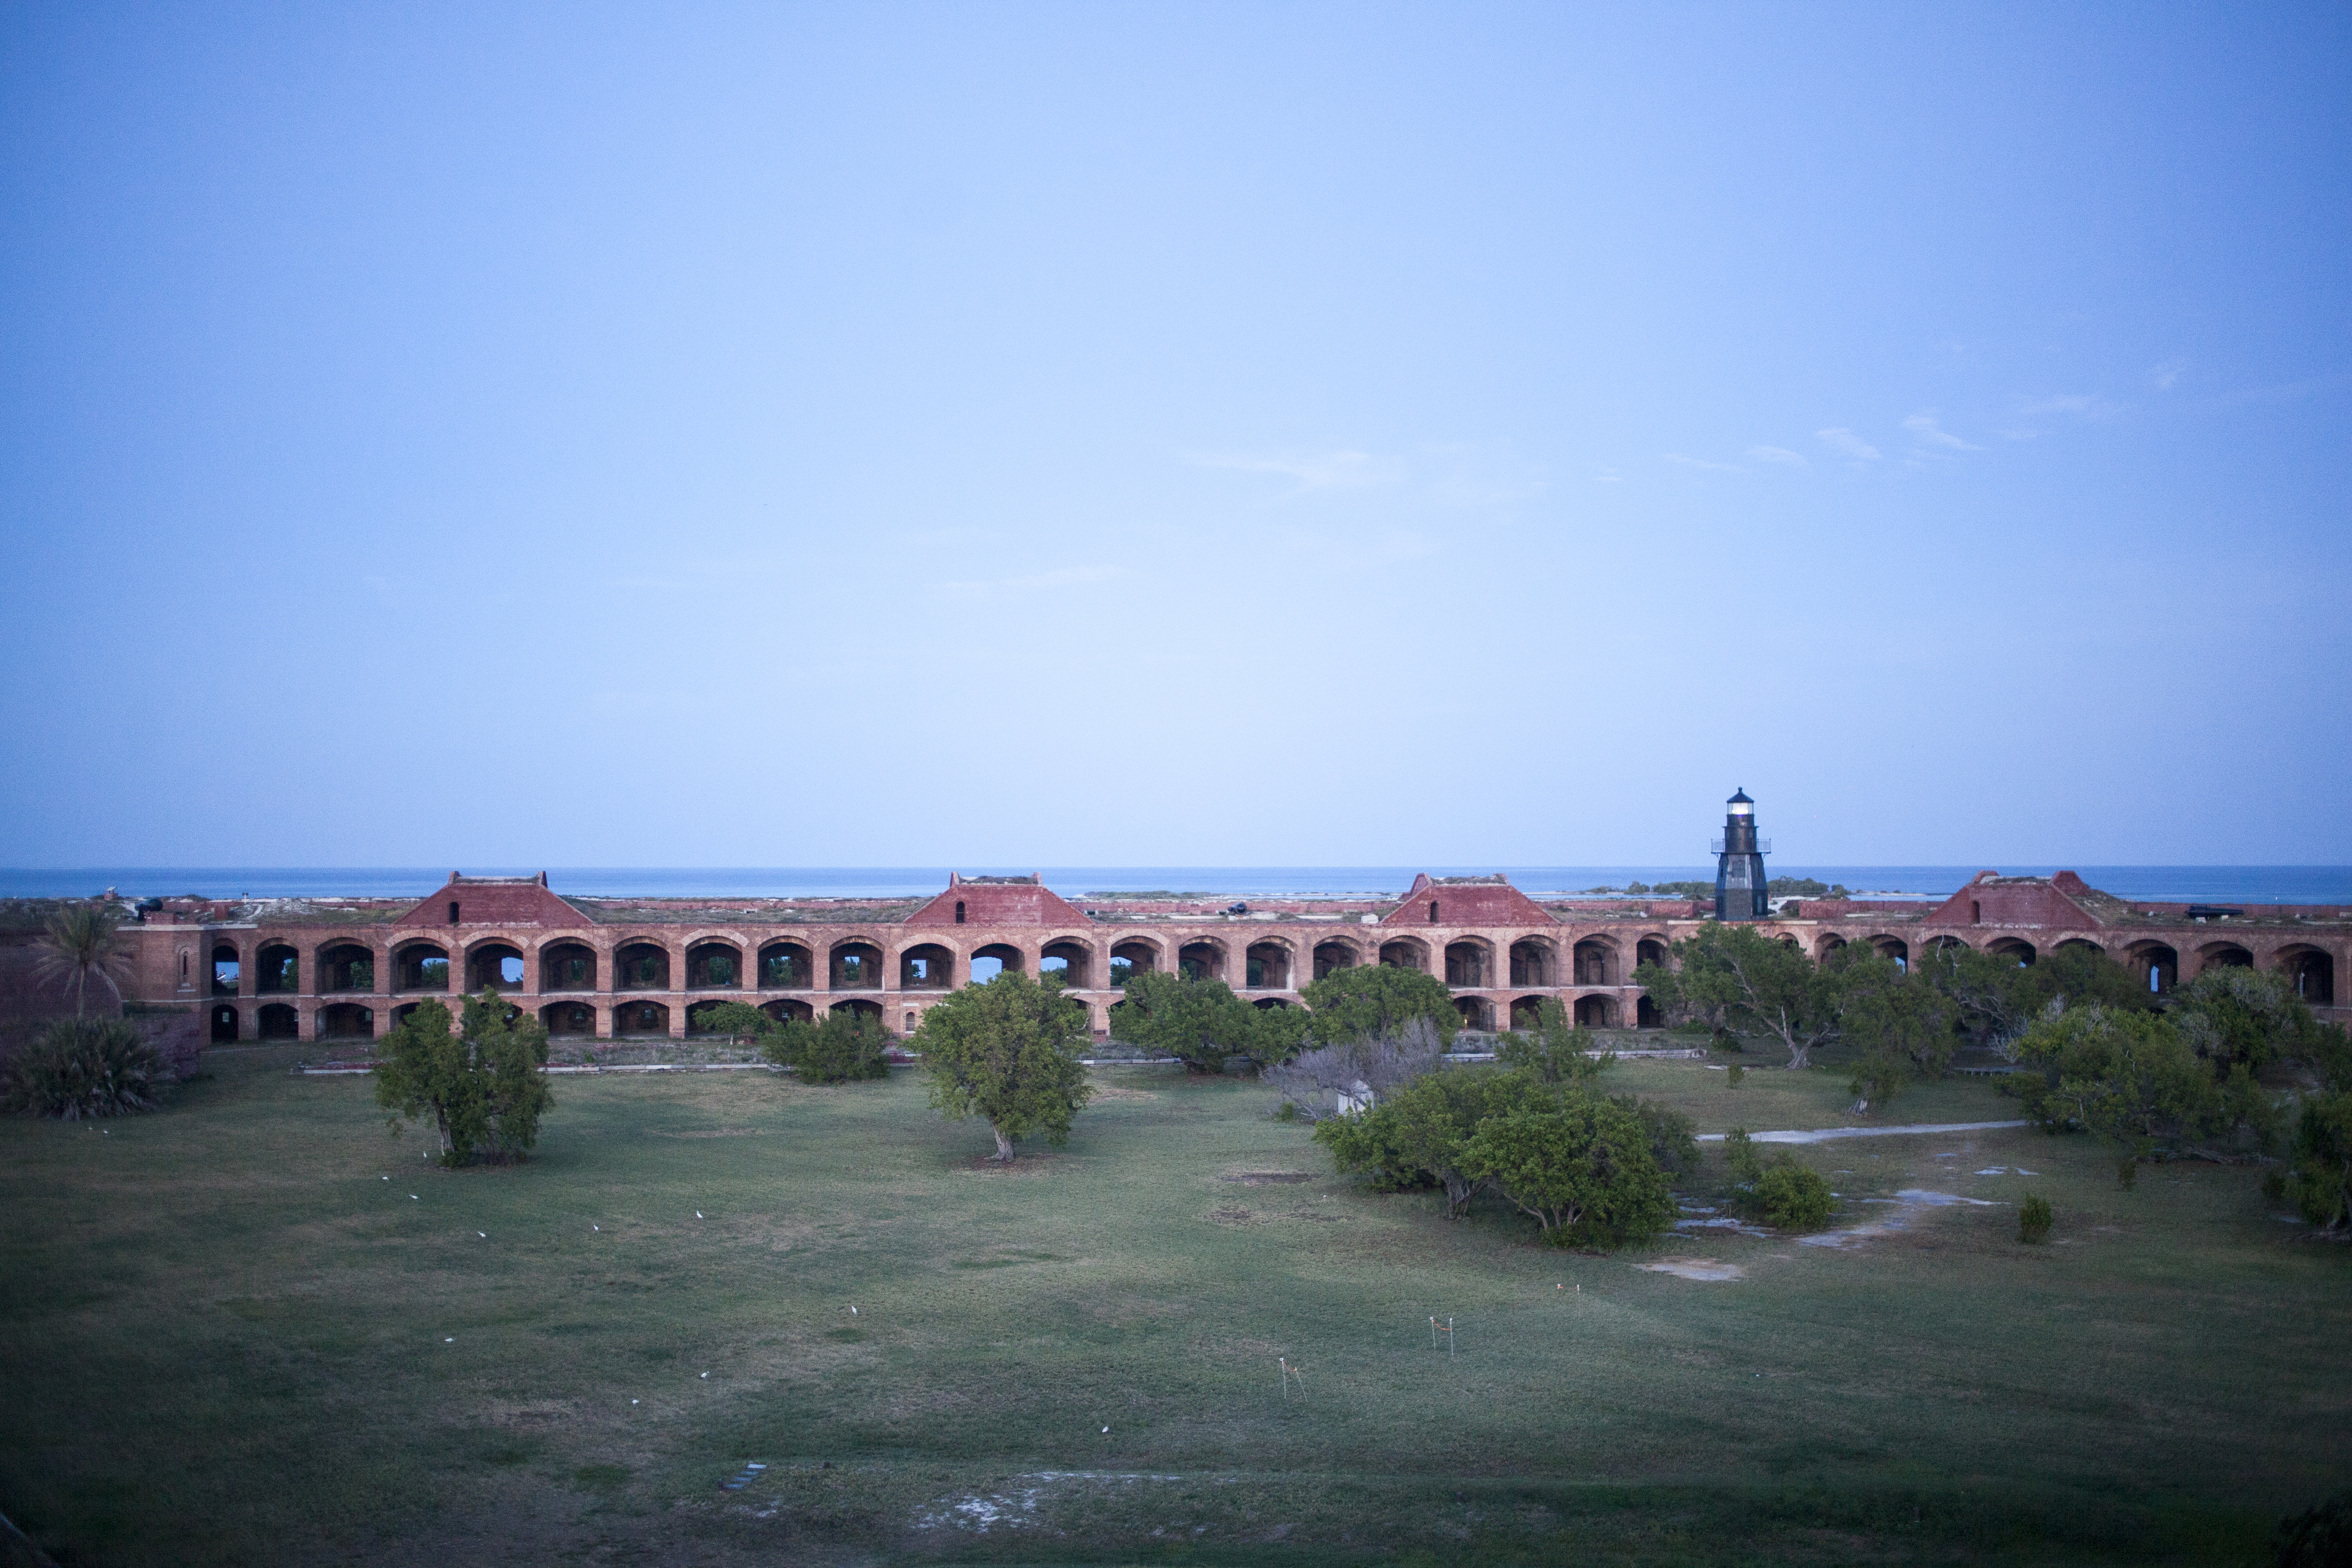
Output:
[
  {"left": 1592, "top": 469, "right": 1624, "bottom": 483},
  {"left": 1192, "top": 449, "right": 1406, "bottom": 493},
  {"left": 1664, "top": 452, "right": 1742, "bottom": 473},
  {"left": 1816, "top": 428, "right": 1880, "bottom": 461},
  {"left": 2151, "top": 359, "right": 2188, "bottom": 391},
  {"left": 2015, "top": 393, "right": 2112, "bottom": 418},
  {"left": 1902, "top": 412, "right": 1981, "bottom": 451},
  {"left": 1746, "top": 445, "right": 1809, "bottom": 468},
  {"left": 939, "top": 564, "right": 1135, "bottom": 599}
]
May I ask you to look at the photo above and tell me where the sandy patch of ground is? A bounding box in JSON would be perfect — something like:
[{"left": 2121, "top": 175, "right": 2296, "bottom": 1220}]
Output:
[
  {"left": 1802, "top": 1189, "right": 2002, "bottom": 1248},
  {"left": 1695, "top": 1120, "right": 2029, "bottom": 1145},
  {"left": 1634, "top": 1257, "right": 1746, "bottom": 1282}
]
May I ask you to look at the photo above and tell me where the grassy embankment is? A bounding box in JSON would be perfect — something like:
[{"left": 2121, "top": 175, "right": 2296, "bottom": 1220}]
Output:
[{"left": 0, "top": 1045, "right": 2342, "bottom": 1565}]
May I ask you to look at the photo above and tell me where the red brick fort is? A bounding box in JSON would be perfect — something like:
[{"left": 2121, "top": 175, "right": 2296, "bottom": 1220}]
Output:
[{"left": 109, "top": 868, "right": 2347, "bottom": 1044}]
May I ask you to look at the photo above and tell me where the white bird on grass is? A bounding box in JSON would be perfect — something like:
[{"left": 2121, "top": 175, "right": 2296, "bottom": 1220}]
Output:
[
  {"left": 695, "top": 1211, "right": 704, "bottom": 1219},
  {"left": 478, "top": 1232, "right": 487, "bottom": 1238},
  {"left": 701, "top": 1372, "right": 709, "bottom": 1379}
]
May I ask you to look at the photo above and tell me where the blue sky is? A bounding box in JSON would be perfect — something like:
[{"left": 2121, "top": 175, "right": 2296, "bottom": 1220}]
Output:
[{"left": 2, "top": 3, "right": 2345, "bottom": 869}]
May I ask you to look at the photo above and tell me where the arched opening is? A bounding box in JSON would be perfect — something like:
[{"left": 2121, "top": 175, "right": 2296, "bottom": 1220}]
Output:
[
  {"left": 1816, "top": 934, "right": 1849, "bottom": 959},
  {"left": 2197, "top": 943, "right": 2253, "bottom": 976},
  {"left": 210, "top": 1005, "right": 239, "bottom": 1042},
  {"left": 829, "top": 998, "right": 884, "bottom": 1024},
  {"left": 1253, "top": 997, "right": 1292, "bottom": 1011},
  {"left": 616, "top": 944, "right": 671, "bottom": 991},
  {"left": 1574, "top": 994, "right": 1618, "bottom": 1029},
  {"left": 2055, "top": 939, "right": 2107, "bottom": 958},
  {"left": 2282, "top": 949, "right": 2336, "bottom": 1006},
  {"left": 1042, "top": 940, "right": 1093, "bottom": 989},
  {"left": 1509, "top": 939, "right": 1555, "bottom": 987},
  {"left": 831, "top": 942, "right": 884, "bottom": 989},
  {"left": 1986, "top": 938, "right": 2036, "bottom": 967},
  {"left": 1109, "top": 940, "right": 1161, "bottom": 987},
  {"left": 211, "top": 944, "right": 242, "bottom": 996},
  {"left": 319, "top": 944, "right": 374, "bottom": 993},
  {"left": 256, "top": 944, "right": 298, "bottom": 995},
  {"left": 1443, "top": 941, "right": 1489, "bottom": 987},
  {"left": 614, "top": 1001, "right": 671, "bottom": 1037},
  {"left": 318, "top": 1003, "right": 374, "bottom": 1040},
  {"left": 967, "top": 944, "right": 1022, "bottom": 984},
  {"left": 905, "top": 1009, "right": 918, "bottom": 1032},
  {"left": 901, "top": 944, "right": 954, "bottom": 990},
  {"left": 1509, "top": 995, "right": 1548, "bottom": 1030},
  {"left": 761, "top": 998, "right": 814, "bottom": 1026},
  {"left": 1636, "top": 938, "right": 1669, "bottom": 972},
  {"left": 1453, "top": 996, "right": 1493, "bottom": 1031},
  {"left": 1245, "top": 942, "right": 1291, "bottom": 990},
  {"left": 394, "top": 944, "right": 450, "bottom": 993},
  {"left": 1571, "top": 940, "right": 1616, "bottom": 986},
  {"left": 1311, "top": 940, "right": 1359, "bottom": 981},
  {"left": 759, "top": 941, "right": 812, "bottom": 990},
  {"left": 1378, "top": 939, "right": 1429, "bottom": 972},
  {"left": 954, "top": 900, "right": 966, "bottom": 925},
  {"left": 1177, "top": 942, "right": 1224, "bottom": 983},
  {"left": 1636, "top": 995, "right": 1661, "bottom": 1029},
  {"left": 540, "top": 943, "right": 596, "bottom": 993},
  {"left": 1869, "top": 936, "right": 1910, "bottom": 968},
  {"left": 2125, "top": 942, "right": 2179, "bottom": 995},
  {"left": 467, "top": 943, "right": 526, "bottom": 993},
  {"left": 391, "top": 1002, "right": 423, "bottom": 1030},
  {"left": 257, "top": 1003, "right": 299, "bottom": 1041},
  {"left": 541, "top": 1001, "right": 596, "bottom": 1037},
  {"left": 686, "top": 941, "right": 743, "bottom": 990}
]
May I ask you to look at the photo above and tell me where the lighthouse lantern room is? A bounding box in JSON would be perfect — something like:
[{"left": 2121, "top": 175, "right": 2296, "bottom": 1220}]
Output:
[{"left": 1713, "top": 788, "right": 1770, "bottom": 921}]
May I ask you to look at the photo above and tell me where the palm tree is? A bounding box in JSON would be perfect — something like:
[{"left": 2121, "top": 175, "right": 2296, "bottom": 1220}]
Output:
[{"left": 34, "top": 901, "right": 134, "bottom": 1017}]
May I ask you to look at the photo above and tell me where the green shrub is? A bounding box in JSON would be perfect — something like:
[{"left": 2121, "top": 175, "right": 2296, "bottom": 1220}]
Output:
[
  {"left": 1725, "top": 1062, "right": 1744, "bottom": 1088},
  {"left": 2018, "top": 1194, "right": 2053, "bottom": 1244},
  {"left": 1, "top": 1017, "right": 165, "bottom": 1119},
  {"left": 374, "top": 994, "right": 553, "bottom": 1166},
  {"left": 765, "top": 1011, "right": 893, "bottom": 1084},
  {"left": 1750, "top": 1162, "right": 1836, "bottom": 1230}
]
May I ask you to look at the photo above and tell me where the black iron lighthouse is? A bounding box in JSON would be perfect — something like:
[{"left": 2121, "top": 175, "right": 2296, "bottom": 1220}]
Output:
[{"left": 1713, "top": 788, "right": 1769, "bottom": 921}]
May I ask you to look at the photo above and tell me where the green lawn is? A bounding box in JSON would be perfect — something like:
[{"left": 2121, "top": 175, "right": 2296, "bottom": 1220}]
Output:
[{"left": 0, "top": 1047, "right": 2342, "bottom": 1565}]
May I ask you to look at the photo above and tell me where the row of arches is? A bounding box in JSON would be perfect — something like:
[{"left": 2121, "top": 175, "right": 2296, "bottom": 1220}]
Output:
[
  {"left": 199, "top": 929, "right": 1681, "bottom": 998},
  {"left": 1809, "top": 931, "right": 2335, "bottom": 1003}
]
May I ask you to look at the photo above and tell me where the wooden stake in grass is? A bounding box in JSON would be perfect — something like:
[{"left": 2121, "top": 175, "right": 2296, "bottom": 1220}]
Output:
[
  {"left": 1430, "top": 1315, "right": 1455, "bottom": 1356},
  {"left": 1279, "top": 1357, "right": 1304, "bottom": 1399}
]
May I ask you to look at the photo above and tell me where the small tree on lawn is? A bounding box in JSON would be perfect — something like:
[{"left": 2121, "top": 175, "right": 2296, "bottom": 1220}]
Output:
[
  {"left": 787, "top": 1009, "right": 895, "bottom": 1083},
  {"left": 1108, "top": 970, "right": 1258, "bottom": 1073},
  {"left": 1495, "top": 998, "right": 1609, "bottom": 1084},
  {"left": 1833, "top": 948, "right": 1957, "bottom": 1109},
  {"left": 1459, "top": 1088, "right": 1676, "bottom": 1247},
  {"left": 1300, "top": 964, "right": 1460, "bottom": 1048},
  {"left": 913, "top": 970, "right": 1093, "bottom": 1161},
  {"left": 1638, "top": 924, "right": 1843, "bottom": 1068},
  {"left": 33, "top": 901, "right": 134, "bottom": 1017},
  {"left": 1318, "top": 1065, "right": 1524, "bottom": 1217},
  {"left": 374, "top": 992, "right": 554, "bottom": 1166},
  {"left": 2006, "top": 1003, "right": 2275, "bottom": 1180}
]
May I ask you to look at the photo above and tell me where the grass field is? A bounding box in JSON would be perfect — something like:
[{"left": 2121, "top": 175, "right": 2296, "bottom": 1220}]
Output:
[{"left": 0, "top": 1045, "right": 2344, "bottom": 1565}]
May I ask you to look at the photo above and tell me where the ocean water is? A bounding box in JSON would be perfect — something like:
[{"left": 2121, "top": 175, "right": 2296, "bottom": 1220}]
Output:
[{"left": 4, "top": 865, "right": 2349, "bottom": 905}]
